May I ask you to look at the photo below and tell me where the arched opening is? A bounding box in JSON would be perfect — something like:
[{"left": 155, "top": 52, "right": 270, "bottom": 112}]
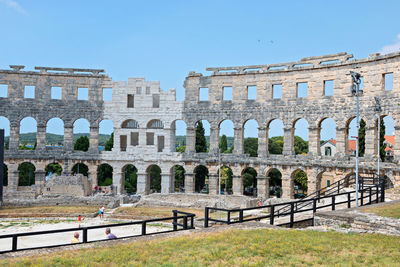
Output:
[
  {"left": 219, "top": 120, "right": 234, "bottom": 153},
  {"left": 267, "top": 168, "right": 282, "bottom": 198},
  {"left": 195, "top": 120, "right": 210, "bottom": 153},
  {"left": 19, "top": 117, "right": 37, "bottom": 150},
  {"left": 71, "top": 163, "right": 88, "bottom": 176},
  {"left": 194, "top": 165, "right": 209, "bottom": 193},
  {"left": 292, "top": 169, "right": 307, "bottom": 198},
  {"left": 172, "top": 165, "right": 185, "bottom": 192},
  {"left": 123, "top": 164, "right": 137, "bottom": 194},
  {"left": 148, "top": 165, "right": 161, "bottom": 193},
  {"left": 243, "top": 120, "right": 258, "bottom": 157},
  {"left": 73, "top": 118, "right": 90, "bottom": 151},
  {"left": 121, "top": 119, "right": 139, "bottom": 129},
  {"left": 268, "top": 119, "right": 284, "bottom": 155},
  {"left": 319, "top": 118, "right": 336, "bottom": 156},
  {"left": 380, "top": 115, "right": 395, "bottom": 162},
  {"left": 347, "top": 117, "right": 366, "bottom": 157},
  {"left": 0, "top": 116, "right": 10, "bottom": 150},
  {"left": 46, "top": 118, "right": 64, "bottom": 147},
  {"left": 18, "top": 162, "right": 35, "bottom": 186},
  {"left": 147, "top": 119, "right": 164, "bottom": 129},
  {"left": 219, "top": 166, "right": 233, "bottom": 194},
  {"left": 3, "top": 163, "right": 8, "bottom": 186},
  {"left": 98, "top": 163, "right": 113, "bottom": 186},
  {"left": 45, "top": 163, "right": 62, "bottom": 176},
  {"left": 293, "top": 118, "right": 308, "bottom": 155},
  {"left": 99, "top": 119, "right": 114, "bottom": 152},
  {"left": 242, "top": 167, "right": 257, "bottom": 197},
  {"left": 172, "top": 120, "right": 186, "bottom": 153}
]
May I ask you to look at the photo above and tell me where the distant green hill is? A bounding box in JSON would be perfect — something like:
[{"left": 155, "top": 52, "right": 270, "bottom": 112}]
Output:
[{"left": 4, "top": 133, "right": 112, "bottom": 146}]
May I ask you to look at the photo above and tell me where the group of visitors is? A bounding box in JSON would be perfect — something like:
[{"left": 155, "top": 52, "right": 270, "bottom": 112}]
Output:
[
  {"left": 71, "top": 227, "right": 117, "bottom": 243},
  {"left": 93, "top": 185, "right": 115, "bottom": 194}
]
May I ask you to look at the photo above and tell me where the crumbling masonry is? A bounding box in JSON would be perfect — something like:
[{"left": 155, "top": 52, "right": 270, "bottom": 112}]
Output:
[{"left": 1, "top": 52, "right": 400, "bottom": 202}]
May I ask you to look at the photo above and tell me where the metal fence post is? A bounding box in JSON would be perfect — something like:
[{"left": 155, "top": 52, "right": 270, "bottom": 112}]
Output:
[
  {"left": 376, "top": 185, "right": 379, "bottom": 203},
  {"left": 369, "top": 187, "right": 372, "bottom": 204},
  {"left": 142, "top": 222, "right": 146, "bottom": 235},
  {"left": 270, "top": 205, "right": 274, "bottom": 225},
  {"left": 381, "top": 181, "right": 385, "bottom": 202},
  {"left": 183, "top": 216, "right": 188, "bottom": 230},
  {"left": 83, "top": 228, "right": 88, "bottom": 243},
  {"left": 361, "top": 190, "right": 364, "bottom": 206},
  {"left": 173, "top": 210, "right": 177, "bottom": 231},
  {"left": 290, "top": 203, "right": 294, "bottom": 228},
  {"left": 313, "top": 198, "right": 317, "bottom": 213},
  {"left": 332, "top": 196, "right": 335, "bottom": 211},
  {"left": 12, "top": 234, "right": 17, "bottom": 251},
  {"left": 227, "top": 211, "right": 231, "bottom": 224},
  {"left": 0, "top": 129, "right": 4, "bottom": 204},
  {"left": 204, "top": 207, "right": 209, "bottom": 228},
  {"left": 347, "top": 192, "right": 351, "bottom": 208}
]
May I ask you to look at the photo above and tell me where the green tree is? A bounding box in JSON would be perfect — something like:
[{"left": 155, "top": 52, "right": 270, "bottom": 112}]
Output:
[
  {"left": 219, "top": 134, "right": 228, "bottom": 153},
  {"left": 176, "top": 144, "right": 186, "bottom": 153},
  {"left": 243, "top": 168, "right": 257, "bottom": 192},
  {"left": 124, "top": 165, "right": 137, "bottom": 193},
  {"left": 98, "top": 164, "right": 113, "bottom": 186},
  {"left": 294, "top": 170, "right": 307, "bottom": 193},
  {"left": 18, "top": 162, "right": 35, "bottom": 186},
  {"left": 195, "top": 121, "right": 207, "bottom": 153},
  {"left": 174, "top": 165, "right": 185, "bottom": 191},
  {"left": 149, "top": 165, "right": 161, "bottom": 192},
  {"left": 379, "top": 119, "right": 386, "bottom": 162},
  {"left": 358, "top": 119, "right": 366, "bottom": 157},
  {"left": 294, "top": 136, "right": 308, "bottom": 155},
  {"left": 2, "top": 164, "right": 8, "bottom": 186},
  {"left": 195, "top": 165, "right": 208, "bottom": 192},
  {"left": 5, "top": 140, "right": 9, "bottom": 150},
  {"left": 45, "top": 163, "right": 62, "bottom": 176},
  {"left": 74, "top": 136, "right": 89, "bottom": 151},
  {"left": 104, "top": 132, "right": 114, "bottom": 151},
  {"left": 72, "top": 163, "right": 88, "bottom": 176},
  {"left": 269, "top": 136, "right": 283, "bottom": 154},
  {"left": 220, "top": 166, "right": 232, "bottom": 193},
  {"left": 244, "top": 137, "right": 258, "bottom": 157}
]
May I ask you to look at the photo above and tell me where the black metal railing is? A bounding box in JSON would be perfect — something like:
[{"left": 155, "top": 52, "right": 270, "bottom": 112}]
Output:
[
  {"left": 0, "top": 210, "right": 195, "bottom": 254},
  {"left": 204, "top": 181, "right": 384, "bottom": 228}
]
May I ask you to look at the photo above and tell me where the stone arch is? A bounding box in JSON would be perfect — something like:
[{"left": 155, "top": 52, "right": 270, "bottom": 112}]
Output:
[
  {"left": 219, "top": 119, "right": 234, "bottom": 153},
  {"left": 243, "top": 119, "right": 258, "bottom": 157},
  {"left": 46, "top": 117, "right": 64, "bottom": 147},
  {"left": 98, "top": 163, "right": 113, "bottom": 186},
  {"left": 171, "top": 120, "right": 186, "bottom": 152},
  {"left": 242, "top": 167, "right": 257, "bottom": 197},
  {"left": 291, "top": 169, "right": 308, "bottom": 198},
  {"left": 378, "top": 115, "right": 395, "bottom": 161},
  {"left": 195, "top": 120, "right": 210, "bottom": 153},
  {"left": 0, "top": 116, "right": 10, "bottom": 150},
  {"left": 346, "top": 116, "right": 367, "bottom": 157},
  {"left": 99, "top": 119, "right": 114, "bottom": 151},
  {"left": 147, "top": 164, "right": 161, "bottom": 193},
  {"left": 293, "top": 118, "right": 309, "bottom": 155},
  {"left": 45, "top": 162, "right": 62, "bottom": 177},
  {"left": 123, "top": 164, "right": 137, "bottom": 194},
  {"left": 266, "top": 167, "right": 282, "bottom": 198},
  {"left": 72, "top": 163, "right": 89, "bottom": 176},
  {"left": 267, "top": 118, "right": 284, "bottom": 155},
  {"left": 121, "top": 119, "right": 139, "bottom": 129},
  {"left": 19, "top": 117, "right": 37, "bottom": 150},
  {"left": 147, "top": 119, "right": 164, "bottom": 129},
  {"left": 73, "top": 118, "right": 90, "bottom": 151},
  {"left": 171, "top": 164, "right": 185, "bottom": 192},
  {"left": 319, "top": 117, "right": 336, "bottom": 156},
  {"left": 18, "top": 162, "right": 36, "bottom": 186},
  {"left": 194, "top": 165, "right": 208, "bottom": 193}
]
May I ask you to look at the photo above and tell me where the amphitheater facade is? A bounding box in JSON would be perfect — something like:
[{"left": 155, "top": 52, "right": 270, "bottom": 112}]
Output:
[{"left": 1, "top": 51, "right": 400, "bottom": 201}]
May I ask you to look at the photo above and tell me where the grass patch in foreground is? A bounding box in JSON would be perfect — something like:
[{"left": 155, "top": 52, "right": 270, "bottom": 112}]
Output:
[
  {"left": 2, "top": 228, "right": 400, "bottom": 266},
  {"left": 362, "top": 201, "right": 400, "bottom": 219},
  {"left": 0, "top": 206, "right": 98, "bottom": 215},
  {"left": 114, "top": 206, "right": 203, "bottom": 218}
]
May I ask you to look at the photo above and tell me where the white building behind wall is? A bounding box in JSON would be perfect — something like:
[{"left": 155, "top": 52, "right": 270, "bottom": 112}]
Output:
[{"left": 101, "top": 77, "right": 184, "bottom": 194}]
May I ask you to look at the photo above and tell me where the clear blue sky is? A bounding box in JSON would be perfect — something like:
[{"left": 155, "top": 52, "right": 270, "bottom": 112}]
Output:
[{"left": 0, "top": 0, "right": 399, "bottom": 139}]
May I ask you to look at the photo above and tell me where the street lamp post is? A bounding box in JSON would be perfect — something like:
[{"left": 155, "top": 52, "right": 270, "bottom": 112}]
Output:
[
  {"left": 375, "top": 97, "right": 382, "bottom": 181},
  {"left": 218, "top": 148, "right": 221, "bottom": 220},
  {"left": 350, "top": 71, "right": 362, "bottom": 207}
]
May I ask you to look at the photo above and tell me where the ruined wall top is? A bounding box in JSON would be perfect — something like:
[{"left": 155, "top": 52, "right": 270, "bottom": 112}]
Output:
[{"left": 1, "top": 65, "right": 107, "bottom": 77}]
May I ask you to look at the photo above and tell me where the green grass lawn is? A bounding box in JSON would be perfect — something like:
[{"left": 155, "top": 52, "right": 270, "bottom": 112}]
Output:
[
  {"left": 2, "top": 228, "right": 400, "bottom": 266},
  {"left": 362, "top": 201, "right": 400, "bottom": 219}
]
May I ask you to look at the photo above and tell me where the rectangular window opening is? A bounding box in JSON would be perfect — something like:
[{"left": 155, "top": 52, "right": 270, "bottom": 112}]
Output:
[
  {"left": 247, "top": 86, "right": 257, "bottom": 100},
  {"left": 384, "top": 73, "right": 393, "bottom": 91},
  {"left": 297, "top": 82, "right": 308, "bottom": 98},
  {"left": 0, "top": 84, "right": 8, "bottom": 98},
  {"left": 136, "top": 87, "right": 142, "bottom": 94},
  {"left": 51, "top": 87, "right": 62, "bottom": 100},
  {"left": 24, "top": 85, "right": 35, "bottom": 99},
  {"left": 153, "top": 94, "right": 160, "bottom": 108},
  {"left": 158, "top": 136, "right": 164, "bottom": 152},
  {"left": 324, "top": 80, "right": 334, "bottom": 96},
  {"left": 223, "top": 86, "right": 232, "bottom": 101},
  {"left": 199, "top": 87, "right": 209, "bottom": 101},
  {"left": 120, "top": 135, "right": 127, "bottom": 152},
  {"left": 102, "top": 88, "right": 112, "bottom": 101},
  {"left": 147, "top": 132, "right": 154, "bottom": 145},
  {"left": 146, "top": 86, "right": 150, "bottom": 95},
  {"left": 127, "top": 94, "right": 134, "bottom": 108},
  {"left": 272, "top": 84, "right": 282, "bottom": 99},
  {"left": 131, "top": 132, "right": 139, "bottom": 146},
  {"left": 77, "top": 87, "right": 88, "bottom": 100}
]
